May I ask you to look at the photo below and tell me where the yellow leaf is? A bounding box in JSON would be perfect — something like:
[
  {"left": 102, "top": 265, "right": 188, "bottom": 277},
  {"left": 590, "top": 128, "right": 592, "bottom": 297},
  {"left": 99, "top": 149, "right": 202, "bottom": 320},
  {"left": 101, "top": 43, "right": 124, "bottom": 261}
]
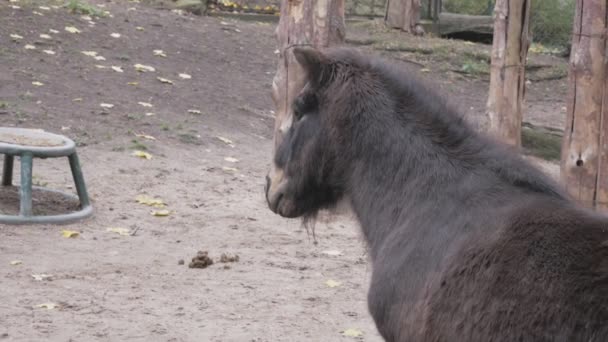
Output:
[
  {"left": 151, "top": 209, "right": 170, "bottom": 217},
  {"left": 224, "top": 157, "right": 239, "bottom": 163},
  {"left": 178, "top": 73, "right": 192, "bottom": 79},
  {"left": 187, "top": 109, "right": 201, "bottom": 115},
  {"left": 135, "top": 194, "right": 165, "bottom": 207},
  {"left": 94, "top": 56, "right": 106, "bottom": 61},
  {"left": 24, "top": 44, "right": 36, "bottom": 50},
  {"left": 111, "top": 66, "right": 124, "bottom": 73},
  {"left": 100, "top": 103, "right": 114, "bottom": 108},
  {"left": 145, "top": 112, "right": 155, "bottom": 116},
  {"left": 127, "top": 82, "right": 139, "bottom": 86},
  {"left": 132, "top": 150, "right": 152, "bottom": 160},
  {"left": 134, "top": 64, "right": 155, "bottom": 72},
  {"left": 32, "top": 81, "right": 44, "bottom": 86},
  {"left": 216, "top": 136, "right": 234, "bottom": 146},
  {"left": 110, "top": 32, "right": 121, "bottom": 38},
  {"left": 106, "top": 227, "right": 131, "bottom": 236},
  {"left": 153, "top": 49, "right": 167, "bottom": 57},
  {"left": 222, "top": 166, "right": 238, "bottom": 172},
  {"left": 10, "top": 34, "right": 23, "bottom": 40},
  {"left": 72, "top": 98, "right": 83, "bottom": 102},
  {"left": 39, "top": 6, "right": 51, "bottom": 10},
  {"left": 42, "top": 50, "right": 55, "bottom": 55},
  {"left": 138, "top": 102, "right": 153, "bottom": 107},
  {"left": 136, "top": 26, "right": 144, "bottom": 31},
  {"left": 61, "top": 230, "right": 79, "bottom": 238},
  {"left": 341, "top": 329, "right": 363, "bottom": 337},
  {"left": 81, "top": 50, "right": 98, "bottom": 57},
  {"left": 39, "top": 34, "right": 52, "bottom": 39},
  {"left": 157, "top": 77, "right": 173, "bottom": 84},
  {"left": 321, "top": 250, "right": 343, "bottom": 256},
  {"left": 10, "top": 260, "right": 22, "bottom": 265},
  {"left": 49, "top": 29, "right": 59, "bottom": 34},
  {"left": 134, "top": 133, "right": 156, "bottom": 140},
  {"left": 95, "top": 65, "right": 108, "bottom": 69},
  {"left": 325, "top": 279, "right": 342, "bottom": 288},
  {"left": 36, "top": 303, "right": 58, "bottom": 310},
  {"left": 65, "top": 26, "right": 81, "bottom": 33},
  {"left": 420, "top": 68, "right": 430, "bottom": 73},
  {"left": 31, "top": 274, "right": 53, "bottom": 281}
]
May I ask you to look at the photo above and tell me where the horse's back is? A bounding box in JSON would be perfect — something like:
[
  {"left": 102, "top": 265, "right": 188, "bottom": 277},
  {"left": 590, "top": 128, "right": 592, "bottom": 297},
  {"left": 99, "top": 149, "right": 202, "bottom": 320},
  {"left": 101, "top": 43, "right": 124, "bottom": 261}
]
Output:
[{"left": 424, "top": 198, "right": 608, "bottom": 342}]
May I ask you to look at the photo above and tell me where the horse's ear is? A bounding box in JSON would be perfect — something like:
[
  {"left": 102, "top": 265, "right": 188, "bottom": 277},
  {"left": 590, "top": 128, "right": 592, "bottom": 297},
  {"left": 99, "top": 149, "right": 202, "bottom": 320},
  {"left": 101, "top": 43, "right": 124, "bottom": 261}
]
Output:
[{"left": 293, "top": 47, "right": 326, "bottom": 83}]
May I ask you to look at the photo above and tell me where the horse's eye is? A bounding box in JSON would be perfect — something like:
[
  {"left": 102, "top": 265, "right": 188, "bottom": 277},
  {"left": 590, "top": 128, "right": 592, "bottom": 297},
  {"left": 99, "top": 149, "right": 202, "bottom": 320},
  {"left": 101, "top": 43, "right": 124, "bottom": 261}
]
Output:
[{"left": 292, "top": 93, "right": 317, "bottom": 121}]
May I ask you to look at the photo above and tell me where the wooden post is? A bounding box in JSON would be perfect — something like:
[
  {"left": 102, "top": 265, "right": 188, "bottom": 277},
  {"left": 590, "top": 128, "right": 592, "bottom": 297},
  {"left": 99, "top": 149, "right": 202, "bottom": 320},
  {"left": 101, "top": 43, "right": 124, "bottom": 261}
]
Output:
[
  {"left": 385, "top": 0, "right": 421, "bottom": 34},
  {"left": 560, "top": 0, "right": 608, "bottom": 210},
  {"left": 485, "top": 0, "right": 531, "bottom": 146},
  {"left": 271, "top": 0, "right": 344, "bottom": 151}
]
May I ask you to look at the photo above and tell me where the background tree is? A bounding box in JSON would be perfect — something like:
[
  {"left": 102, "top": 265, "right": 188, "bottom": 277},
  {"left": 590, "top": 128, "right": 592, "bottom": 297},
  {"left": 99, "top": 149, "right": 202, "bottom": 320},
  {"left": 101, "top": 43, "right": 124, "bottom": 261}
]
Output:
[
  {"left": 560, "top": 0, "right": 608, "bottom": 209},
  {"left": 385, "top": 0, "right": 422, "bottom": 34},
  {"left": 485, "top": 0, "right": 531, "bottom": 146}
]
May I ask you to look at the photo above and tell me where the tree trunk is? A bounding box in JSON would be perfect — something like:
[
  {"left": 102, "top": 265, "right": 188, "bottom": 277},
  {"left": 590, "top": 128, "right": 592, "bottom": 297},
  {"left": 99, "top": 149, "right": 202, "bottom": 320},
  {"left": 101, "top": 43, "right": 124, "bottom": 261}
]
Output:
[
  {"left": 385, "top": 0, "right": 421, "bottom": 33},
  {"left": 485, "top": 0, "right": 531, "bottom": 146},
  {"left": 271, "top": 0, "right": 344, "bottom": 151},
  {"left": 560, "top": 0, "right": 608, "bottom": 210}
]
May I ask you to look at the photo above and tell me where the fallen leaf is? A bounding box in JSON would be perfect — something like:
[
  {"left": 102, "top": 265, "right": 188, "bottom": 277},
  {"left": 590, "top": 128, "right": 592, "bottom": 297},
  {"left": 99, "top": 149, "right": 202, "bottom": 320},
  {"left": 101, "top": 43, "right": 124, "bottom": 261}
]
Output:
[
  {"left": 136, "top": 26, "right": 144, "bottom": 31},
  {"left": 65, "top": 26, "right": 81, "bottom": 33},
  {"left": 10, "top": 5, "right": 20, "bottom": 9},
  {"left": 35, "top": 303, "right": 58, "bottom": 310},
  {"left": 106, "top": 227, "right": 131, "bottom": 236},
  {"left": 132, "top": 150, "right": 152, "bottom": 160},
  {"left": 145, "top": 112, "right": 155, "bottom": 116},
  {"left": 39, "top": 6, "right": 51, "bottom": 10},
  {"left": 138, "top": 102, "right": 153, "bottom": 107},
  {"left": 81, "top": 51, "right": 98, "bottom": 57},
  {"left": 81, "top": 15, "right": 92, "bottom": 21},
  {"left": 94, "top": 56, "right": 106, "bottom": 61},
  {"left": 222, "top": 166, "right": 238, "bottom": 172},
  {"left": 10, "top": 260, "right": 22, "bottom": 265},
  {"left": 135, "top": 133, "right": 156, "bottom": 140},
  {"left": 10, "top": 33, "right": 23, "bottom": 40},
  {"left": 72, "top": 98, "right": 83, "bottom": 102},
  {"left": 95, "top": 65, "right": 108, "bottom": 69},
  {"left": 100, "top": 103, "right": 114, "bottom": 109},
  {"left": 31, "top": 274, "right": 53, "bottom": 281},
  {"left": 325, "top": 279, "right": 342, "bottom": 288},
  {"left": 135, "top": 194, "right": 165, "bottom": 207},
  {"left": 111, "top": 66, "right": 124, "bottom": 73},
  {"left": 61, "top": 230, "right": 79, "bottom": 238},
  {"left": 49, "top": 29, "right": 59, "bottom": 34},
  {"left": 216, "top": 136, "right": 234, "bottom": 146},
  {"left": 32, "top": 81, "right": 44, "bottom": 86},
  {"left": 110, "top": 32, "right": 121, "bottom": 38},
  {"left": 178, "top": 73, "right": 191, "bottom": 79},
  {"left": 24, "top": 44, "right": 36, "bottom": 50},
  {"left": 157, "top": 77, "right": 173, "bottom": 84},
  {"left": 134, "top": 64, "right": 155, "bottom": 72},
  {"left": 39, "top": 33, "right": 52, "bottom": 39},
  {"left": 153, "top": 49, "right": 167, "bottom": 57},
  {"left": 420, "top": 68, "right": 430, "bottom": 73},
  {"left": 127, "top": 82, "right": 139, "bottom": 86},
  {"left": 151, "top": 209, "right": 171, "bottom": 217},
  {"left": 224, "top": 157, "right": 239, "bottom": 163},
  {"left": 43, "top": 50, "right": 56, "bottom": 55},
  {"left": 341, "top": 329, "right": 363, "bottom": 337},
  {"left": 321, "top": 250, "right": 343, "bottom": 256},
  {"left": 187, "top": 109, "right": 202, "bottom": 115}
]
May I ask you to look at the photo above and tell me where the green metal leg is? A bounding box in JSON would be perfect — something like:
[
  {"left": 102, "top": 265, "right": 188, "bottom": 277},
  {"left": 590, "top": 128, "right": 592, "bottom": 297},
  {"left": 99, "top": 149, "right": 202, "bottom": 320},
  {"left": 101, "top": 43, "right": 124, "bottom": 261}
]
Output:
[
  {"left": 19, "top": 153, "right": 33, "bottom": 216},
  {"left": 68, "top": 152, "right": 90, "bottom": 208},
  {"left": 2, "top": 155, "right": 13, "bottom": 186}
]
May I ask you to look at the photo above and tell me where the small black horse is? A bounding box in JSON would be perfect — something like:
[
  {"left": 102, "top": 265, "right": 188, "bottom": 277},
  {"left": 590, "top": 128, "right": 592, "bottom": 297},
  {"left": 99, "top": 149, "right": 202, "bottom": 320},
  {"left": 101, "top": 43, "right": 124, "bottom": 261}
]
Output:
[{"left": 265, "top": 47, "right": 608, "bottom": 341}]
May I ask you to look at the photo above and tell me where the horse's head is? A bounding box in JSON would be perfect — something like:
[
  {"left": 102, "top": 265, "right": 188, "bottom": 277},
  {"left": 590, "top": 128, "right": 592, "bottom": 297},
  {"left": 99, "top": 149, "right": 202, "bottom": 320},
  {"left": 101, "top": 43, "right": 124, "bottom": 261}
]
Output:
[{"left": 265, "top": 47, "right": 352, "bottom": 218}]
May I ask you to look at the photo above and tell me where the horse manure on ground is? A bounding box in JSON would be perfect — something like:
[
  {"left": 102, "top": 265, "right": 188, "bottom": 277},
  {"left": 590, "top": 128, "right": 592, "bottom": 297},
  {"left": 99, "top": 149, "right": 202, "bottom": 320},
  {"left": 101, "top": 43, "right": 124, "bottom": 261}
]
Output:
[
  {"left": 219, "top": 253, "right": 239, "bottom": 263},
  {"left": 188, "top": 251, "right": 214, "bottom": 269}
]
